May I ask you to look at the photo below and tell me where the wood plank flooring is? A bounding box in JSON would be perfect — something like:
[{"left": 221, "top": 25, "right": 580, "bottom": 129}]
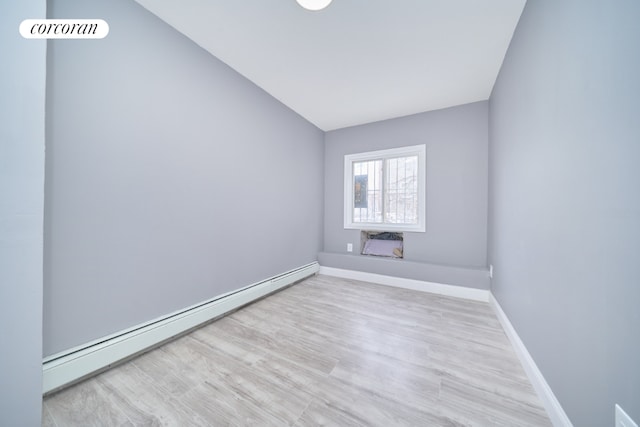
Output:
[{"left": 43, "top": 274, "right": 551, "bottom": 426}]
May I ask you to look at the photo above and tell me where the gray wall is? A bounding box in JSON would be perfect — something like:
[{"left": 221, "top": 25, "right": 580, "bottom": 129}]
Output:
[
  {"left": 0, "top": 0, "right": 46, "bottom": 425},
  {"left": 322, "top": 102, "right": 489, "bottom": 286},
  {"left": 44, "top": 0, "right": 324, "bottom": 356},
  {"left": 488, "top": 1, "right": 640, "bottom": 426}
]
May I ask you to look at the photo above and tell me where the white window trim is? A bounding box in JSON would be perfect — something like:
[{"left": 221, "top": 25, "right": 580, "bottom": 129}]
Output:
[{"left": 344, "top": 144, "right": 426, "bottom": 232}]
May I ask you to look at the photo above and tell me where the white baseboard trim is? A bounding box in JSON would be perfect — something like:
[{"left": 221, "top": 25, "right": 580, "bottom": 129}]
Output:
[
  {"left": 489, "top": 293, "right": 573, "bottom": 427},
  {"left": 42, "top": 262, "right": 319, "bottom": 395},
  {"left": 318, "top": 266, "right": 490, "bottom": 302}
]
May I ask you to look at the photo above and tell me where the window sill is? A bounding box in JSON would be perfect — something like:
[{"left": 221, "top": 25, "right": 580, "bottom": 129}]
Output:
[{"left": 344, "top": 224, "right": 425, "bottom": 233}]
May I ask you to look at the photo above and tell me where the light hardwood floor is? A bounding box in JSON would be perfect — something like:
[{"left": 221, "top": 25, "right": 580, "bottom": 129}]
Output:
[{"left": 43, "top": 274, "right": 551, "bottom": 426}]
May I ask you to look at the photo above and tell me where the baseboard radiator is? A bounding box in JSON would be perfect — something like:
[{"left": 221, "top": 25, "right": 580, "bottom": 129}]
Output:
[{"left": 42, "top": 262, "right": 319, "bottom": 395}]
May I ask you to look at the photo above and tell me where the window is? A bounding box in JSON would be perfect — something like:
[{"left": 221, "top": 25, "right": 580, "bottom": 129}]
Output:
[{"left": 344, "top": 145, "right": 426, "bottom": 232}]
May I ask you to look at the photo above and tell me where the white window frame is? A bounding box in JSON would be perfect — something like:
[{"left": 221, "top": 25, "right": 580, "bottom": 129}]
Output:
[{"left": 344, "top": 144, "right": 426, "bottom": 232}]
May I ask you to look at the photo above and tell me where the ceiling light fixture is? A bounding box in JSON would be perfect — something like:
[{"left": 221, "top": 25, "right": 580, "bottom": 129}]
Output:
[{"left": 296, "top": 0, "right": 332, "bottom": 11}]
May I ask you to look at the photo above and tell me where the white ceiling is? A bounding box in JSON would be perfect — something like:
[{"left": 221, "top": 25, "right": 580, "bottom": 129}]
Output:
[{"left": 134, "top": 0, "right": 526, "bottom": 131}]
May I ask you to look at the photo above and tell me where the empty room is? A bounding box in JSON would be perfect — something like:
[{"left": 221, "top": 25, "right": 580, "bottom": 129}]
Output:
[{"left": 2, "top": 0, "right": 639, "bottom": 426}]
